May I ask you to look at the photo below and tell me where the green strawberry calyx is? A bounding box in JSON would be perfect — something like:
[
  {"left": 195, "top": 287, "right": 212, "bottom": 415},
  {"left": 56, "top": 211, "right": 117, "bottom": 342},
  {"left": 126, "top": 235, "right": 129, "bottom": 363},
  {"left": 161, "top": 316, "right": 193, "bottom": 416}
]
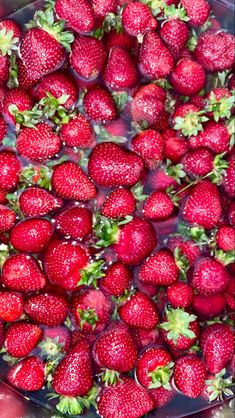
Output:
[
  {"left": 159, "top": 308, "right": 197, "bottom": 343},
  {"left": 209, "top": 153, "right": 229, "bottom": 185},
  {"left": 174, "top": 247, "right": 190, "bottom": 280},
  {"left": 39, "top": 92, "right": 76, "bottom": 126},
  {"left": 174, "top": 110, "right": 209, "bottom": 137},
  {"left": 0, "top": 28, "right": 19, "bottom": 56},
  {"left": 207, "top": 90, "right": 235, "bottom": 122},
  {"left": 205, "top": 369, "right": 234, "bottom": 402},
  {"left": 177, "top": 223, "right": 209, "bottom": 247},
  {"left": 20, "top": 164, "right": 53, "bottom": 190},
  {"left": 131, "top": 182, "right": 148, "bottom": 206},
  {"left": 93, "top": 214, "right": 133, "bottom": 248},
  {"left": 77, "top": 308, "right": 99, "bottom": 331},
  {"left": 214, "top": 249, "right": 235, "bottom": 266},
  {"left": 165, "top": 160, "right": 186, "bottom": 184},
  {"left": 0, "top": 244, "right": 10, "bottom": 267},
  {"left": 9, "top": 104, "right": 43, "bottom": 129},
  {"left": 100, "top": 368, "right": 121, "bottom": 385},
  {"left": 162, "top": 4, "right": 190, "bottom": 22},
  {"left": 148, "top": 361, "right": 174, "bottom": 390},
  {"left": 7, "top": 55, "right": 19, "bottom": 89},
  {"left": 93, "top": 12, "right": 122, "bottom": 39},
  {"left": 78, "top": 259, "right": 106, "bottom": 288},
  {"left": 47, "top": 384, "right": 98, "bottom": 415},
  {"left": 38, "top": 337, "right": 65, "bottom": 360},
  {"left": 94, "top": 124, "right": 127, "bottom": 145}
]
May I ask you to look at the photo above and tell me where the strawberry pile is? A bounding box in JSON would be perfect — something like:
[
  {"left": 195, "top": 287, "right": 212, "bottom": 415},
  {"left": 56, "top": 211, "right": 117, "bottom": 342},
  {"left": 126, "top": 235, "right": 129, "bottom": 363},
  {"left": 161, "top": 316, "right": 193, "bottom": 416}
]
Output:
[{"left": 0, "top": 0, "right": 234, "bottom": 417}]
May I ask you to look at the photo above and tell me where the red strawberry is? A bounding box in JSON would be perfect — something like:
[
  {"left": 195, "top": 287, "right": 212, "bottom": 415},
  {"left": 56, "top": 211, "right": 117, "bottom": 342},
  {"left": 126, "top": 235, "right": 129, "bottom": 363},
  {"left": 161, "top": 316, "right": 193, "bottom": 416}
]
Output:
[
  {"left": 189, "top": 121, "right": 230, "bottom": 154},
  {"left": 216, "top": 225, "right": 235, "bottom": 252},
  {"left": 160, "top": 19, "right": 189, "bottom": 58},
  {"left": 192, "top": 257, "right": 230, "bottom": 295},
  {"left": 170, "top": 59, "right": 206, "bottom": 97},
  {"left": 10, "top": 218, "right": 53, "bottom": 253},
  {"left": 0, "top": 189, "right": 7, "bottom": 204},
  {"left": 24, "top": 293, "right": 69, "bottom": 327},
  {"left": 223, "top": 154, "right": 235, "bottom": 198},
  {"left": 139, "top": 249, "right": 179, "bottom": 286},
  {"left": 0, "top": 205, "right": 16, "bottom": 233},
  {"left": 206, "top": 87, "right": 233, "bottom": 122},
  {"left": 18, "top": 58, "right": 41, "bottom": 89},
  {"left": 200, "top": 323, "right": 234, "bottom": 374},
  {"left": 149, "top": 386, "right": 175, "bottom": 408},
  {"left": 174, "top": 355, "right": 207, "bottom": 398},
  {"left": 182, "top": 181, "right": 222, "bottom": 229},
  {"left": 0, "top": 54, "right": 9, "bottom": 86},
  {"left": 92, "top": 0, "right": 117, "bottom": 20},
  {"left": 52, "top": 161, "right": 97, "bottom": 201},
  {"left": 54, "top": 204, "right": 93, "bottom": 240},
  {"left": 19, "top": 187, "right": 63, "bottom": 217},
  {"left": 17, "top": 123, "right": 62, "bottom": 162},
  {"left": 122, "top": 2, "right": 157, "bottom": 37},
  {"left": 104, "top": 29, "right": 136, "bottom": 51},
  {"left": 119, "top": 291, "right": 159, "bottom": 329},
  {"left": 101, "top": 188, "right": 136, "bottom": 219},
  {"left": 131, "top": 84, "right": 165, "bottom": 129},
  {"left": 60, "top": 113, "right": 94, "bottom": 148},
  {"left": 182, "top": 148, "right": 214, "bottom": 177},
  {"left": 1, "top": 253, "right": 46, "bottom": 292},
  {"left": 194, "top": 31, "right": 235, "bottom": 71},
  {"left": 55, "top": 0, "right": 95, "bottom": 34},
  {"left": 181, "top": 0, "right": 210, "bottom": 27},
  {"left": 4, "top": 322, "right": 42, "bottom": 358},
  {"left": 71, "top": 289, "right": 112, "bottom": 334},
  {"left": 0, "top": 116, "right": 7, "bottom": 142},
  {"left": 163, "top": 129, "right": 189, "bottom": 163},
  {"left": 40, "top": 326, "right": 71, "bottom": 356},
  {"left": 7, "top": 356, "right": 45, "bottom": 391},
  {"left": 143, "top": 191, "right": 174, "bottom": 220},
  {"left": 97, "top": 377, "right": 154, "bottom": 418},
  {"left": 88, "top": 142, "right": 144, "bottom": 187},
  {"left": 0, "top": 151, "right": 21, "bottom": 191},
  {"left": 83, "top": 87, "right": 117, "bottom": 122},
  {"left": 103, "top": 46, "right": 138, "bottom": 90},
  {"left": 0, "top": 292, "right": 24, "bottom": 322},
  {"left": 131, "top": 130, "right": 164, "bottom": 169},
  {"left": 100, "top": 261, "right": 132, "bottom": 297},
  {"left": 0, "top": 19, "right": 21, "bottom": 40},
  {"left": 131, "top": 328, "right": 160, "bottom": 351},
  {"left": 3, "top": 88, "right": 33, "bottom": 125},
  {"left": 139, "top": 31, "right": 174, "bottom": 80},
  {"left": 193, "top": 294, "right": 226, "bottom": 319},
  {"left": 167, "top": 282, "right": 194, "bottom": 309}
]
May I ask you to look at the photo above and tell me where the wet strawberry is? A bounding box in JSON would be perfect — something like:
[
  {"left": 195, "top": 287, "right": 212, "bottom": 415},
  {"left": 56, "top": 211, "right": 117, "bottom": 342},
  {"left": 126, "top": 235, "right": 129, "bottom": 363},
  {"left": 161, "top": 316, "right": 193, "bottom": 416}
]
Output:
[
  {"left": 10, "top": 218, "right": 53, "bottom": 253},
  {"left": 216, "top": 225, "right": 235, "bottom": 252},
  {"left": 24, "top": 293, "right": 69, "bottom": 327},
  {"left": 0, "top": 151, "right": 21, "bottom": 191},
  {"left": 100, "top": 261, "right": 132, "bottom": 297},
  {"left": 170, "top": 59, "right": 206, "bottom": 97},
  {"left": 3, "top": 87, "right": 33, "bottom": 125},
  {"left": 139, "top": 249, "right": 179, "bottom": 286},
  {"left": 192, "top": 257, "right": 230, "bottom": 295},
  {"left": 167, "top": 283, "right": 194, "bottom": 309},
  {"left": 0, "top": 116, "right": 7, "bottom": 142},
  {"left": 163, "top": 129, "right": 189, "bottom": 163},
  {"left": 143, "top": 191, "right": 174, "bottom": 220},
  {"left": 60, "top": 113, "right": 94, "bottom": 148},
  {"left": 174, "top": 355, "right": 207, "bottom": 398},
  {"left": 19, "top": 187, "right": 63, "bottom": 217},
  {"left": 122, "top": 2, "right": 157, "bottom": 37},
  {"left": 132, "top": 130, "right": 164, "bottom": 169},
  {"left": 83, "top": 87, "right": 117, "bottom": 122},
  {"left": 189, "top": 121, "right": 230, "bottom": 154},
  {"left": 7, "top": 356, "right": 45, "bottom": 391},
  {"left": 160, "top": 19, "right": 189, "bottom": 58},
  {"left": 4, "top": 322, "right": 42, "bottom": 358},
  {"left": 0, "top": 205, "right": 16, "bottom": 233},
  {"left": 55, "top": 0, "right": 95, "bottom": 34},
  {"left": 0, "top": 292, "right": 24, "bottom": 322},
  {"left": 119, "top": 291, "right": 159, "bottom": 329},
  {"left": 193, "top": 293, "right": 226, "bottom": 319},
  {"left": 54, "top": 204, "right": 93, "bottom": 240},
  {"left": 103, "top": 46, "right": 138, "bottom": 90},
  {"left": 181, "top": 0, "right": 210, "bottom": 27},
  {"left": 131, "top": 84, "right": 165, "bottom": 129}
]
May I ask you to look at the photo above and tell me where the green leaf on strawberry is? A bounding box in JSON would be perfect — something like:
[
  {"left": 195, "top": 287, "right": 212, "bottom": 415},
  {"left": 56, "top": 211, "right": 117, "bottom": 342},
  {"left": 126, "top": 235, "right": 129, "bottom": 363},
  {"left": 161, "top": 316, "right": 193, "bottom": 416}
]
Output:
[
  {"left": 7, "top": 54, "right": 19, "bottom": 89},
  {"left": 48, "top": 385, "right": 98, "bottom": 415},
  {"left": 174, "top": 247, "right": 190, "bottom": 280},
  {"left": 148, "top": 361, "right": 174, "bottom": 390},
  {"left": 165, "top": 160, "right": 186, "bottom": 184},
  {"left": 207, "top": 91, "right": 235, "bottom": 122},
  {"left": 160, "top": 308, "right": 197, "bottom": 343},
  {"left": 78, "top": 259, "right": 106, "bottom": 288},
  {"left": 0, "top": 28, "right": 19, "bottom": 56},
  {"left": 205, "top": 369, "right": 234, "bottom": 402},
  {"left": 77, "top": 308, "right": 99, "bottom": 331},
  {"left": 174, "top": 110, "right": 209, "bottom": 137},
  {"left": 9, "top": 104, "right": 43, "bottom": 128},
  {"left": 100, "top": 369, "right": 121, "bottom": 386},
  {"left": 214, "top": 249, "right": 235, "bottom": 266}
]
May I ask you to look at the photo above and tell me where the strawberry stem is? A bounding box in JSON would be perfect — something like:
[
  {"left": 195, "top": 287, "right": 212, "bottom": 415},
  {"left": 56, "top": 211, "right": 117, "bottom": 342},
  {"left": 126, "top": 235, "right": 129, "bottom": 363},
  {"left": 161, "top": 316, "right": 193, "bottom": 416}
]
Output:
[
  {"left": 148, "top": 362, "right": 174, "bottom": 390},
  {"left": 159, "top": 308, "right": 197, "bottom": 343},
  {"left": 78, "top": 259, "right": 106, "bottom": 288},
  {"left": 0, "top": 28, "right": 19, "bottom": 56}
]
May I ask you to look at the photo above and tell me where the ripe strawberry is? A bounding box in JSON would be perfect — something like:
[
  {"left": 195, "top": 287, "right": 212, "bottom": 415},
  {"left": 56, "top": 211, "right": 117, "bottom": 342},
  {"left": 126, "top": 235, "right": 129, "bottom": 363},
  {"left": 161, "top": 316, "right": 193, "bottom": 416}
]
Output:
[
  {"left": 181, "top": 0, "right": 210, "bottom": 27},
  {"left": 55, "top": 0, "right": 95, "bottom": 34},
  {"left": 0, "top": 54, "right": 9, "bottom": 86},
  {"left": 170, "top": 59, "right": 206, "bottom": 97},
  {"left": 143, "top": 191, "right": 174, "bottom": 220},
  {"left": 0, "top": 205, "right": 16, "bottom": 233},
  {"left": 182, "top": 148, "right": 214, "bottom": 177},
  {"left": 189, "top": 121, "right": 230, "bottom": 154},
  {"left": 131, "top": 327, "right": 160, "bottom": 351},
  {"left": 139, "top": 249, "right": 179, "bottom": 286},
  {"left": 101, "top": 188, "right": 136, "bottom": 219},
  {"left": 0, "top": 189, "right": 7, "bottom": 204},
  {"left": 104, "top": 29, "right": 136, "bottom": 51},
  {"left": 163, "top": 129, "right": 189, "bottom": 163},
  {"left": 18, "top": 58, "right": 41, "bottom": 89},
  {"left": 17, "top": 123, "right": 62, "bottom": 162},
  {"left": 149, "top": 386, "right": 175, "bottom": 408},
  {"left": 3, "top": 88, "right": 33, "bottom": 125},
  {"left": 131, "top": 84, "right": 165, "bottom": 128},
  {"left": 0, "top": 116, "right": 7, "bottom": 142},
  {"left": 24, "top": 293, "right": 69, "bottom": 327},
  {"left": 216, "top": 225, "right": 235, "bottom": 252},
  {"left": 103, "top": 46, "right": 138, "bottom": 90},
  {"left": 88, "top": 142, "right": 144, "bottom": 187},
  {"left": 0, "top": 292, "right": 24, "bottom": 322},
  {"left": 160, "top": 19, "right": 189, "bottom": 58},
  {"left": 83, "top": 87, "right": 117, "bottom": 122},
  {"left": 119, "top": 291, "right": 159, "bottom": 329},
  {"left": 4, "top": 322, "right": 42, "bottom": 358},
  {"left": 71, "top": 289, "right": 112, "bottom": 334},
  {"left": 167, "top": 283, "right": 194, "bottom": 309},
  {"left": 19, "top": 187, "right": 63, "bottom": 217},
  {"left": 182, "top": 181, "right": 222, "bottom": 229},
  {"left": 100, "top": 261, "right": 132, "bottom": 297},
  {"left": 1, "top": 253, "right": 46, "bottom": 292},
  {"left": 228, "top": 201, "right": 235, "bottom": 226},
  {"left": 174, "top": 355, "right": 207, "bottom": 398},
  {"left": 192, "top": 257, "right": 230, "bottom": 295},
  {"left": 7, "top": 356, "right": 45, "bottom": 391},
  {"left": 206, "top": 88, "right": 233, "bottom": 122},
  {"left": 92, "top": 0, "right": 117, "bottom": 20},
  {"left": 194, "top": 31, "right": 235, "bottom": 71},
  {"left": 40, "top": 326, "right": 71, "bottom": 356},
  {"left": 131, "top": 130, "right": 164, "bottom": 169},
  {"left": 97, "top": 377, "right": 154, "bottom": 418},
  {"left": 52, "top": 161, "right": 97, "bottom": 201},
  {"left": 223, "top": 154, "right": 235, "bottom": 198},
  {"left": 10, "top": 218, "right": 53, "bottom": 253},
  {"left": 200, "top": 323, "right": 234, "bottom": 374},
  {"left": 60, "top": 114, "right": 94, "bottom": 148},
  {"left": 193, "top": 293, "right": 226, "bottom": 319},
  {"left": 0, "top": 19, "right": 21, "bottom": 40},
  {"left": 122, "top": 2, "right": 157, "bottom": 37},
  {"left": 139, "top": 31, "right": 174, "bottom": 80},
  {"left": 0, "top": 151, "right": 21, "bottom": 191},
  {"left": 54, "top": 204, "right": 93, "bottom": 240}
]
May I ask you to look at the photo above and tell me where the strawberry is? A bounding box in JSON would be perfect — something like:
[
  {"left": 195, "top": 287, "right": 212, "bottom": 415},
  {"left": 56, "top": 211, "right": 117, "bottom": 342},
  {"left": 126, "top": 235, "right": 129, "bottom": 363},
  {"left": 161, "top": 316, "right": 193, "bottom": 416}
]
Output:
[
  {"left": 131, "top": 130, "right": 164, "bottom": 169},
  {"left": 223, "top": 155, "right": 235, "bottom": 198},
  {"left": 202, "top": 369, "right": 234, "bottom": 403},
  {"left": 200, "top": 323, "right": 234, "bottom": 374},
  {"left": 1, "top": 253, "right": 46, "bottom": 292},
  {"left": 194, "top": 31, "right": 235, "bottom": 71},
  {"left": 17, "top": 123, "right": 62, "bottom": 162},
  {"left": 55, "top": 0, "right": 95, "bottom": 34},
  {"left": 24, "top": 293, "right": 69, "bottom": 327},
  {"left": 60, "top": 113, "right": 94, "bottom": 148},
  {"left": 0, "top": 19, "right": 21, "bottom": 46},
  {"left": 0, "top": 151, "right": 21, "bottom": 191},
  {"left": 0, "top": 189, "right": 7, "bottom": 204},
  {"left": 0, "top": 54, "right": 9, "bottom": 86},
  {"left": 181, "top": 0, "right": 210, "bottom": 27},
  {"left": 216, "top": 225, "right": 235, "bottom": 252},
  {"left": 139, "top": 31, "right": 174, "bottom": 80},
  {"left": 119, "top": 291, "right": 159, "bottom": 329},
  {"left": 182, "top": 181, "right": 222, "bottom": 229},
  {"left": 92, "top": 0, "right": 117, "bottom": 20},
  {"left": 101, "top": 187, "right": 137, "bottom": 219},
  {"left": 170, "top": 59, "right": 206, "bottom": 97},
  {"left": 206, "top": 88, "right": 234, "bottom": 122},
  {"left": 4, "top": 322, "right": 42, "bottom": 358},
  {"left": 54, "top": 204, "right": 93, "bottom": 240},
  {"left": 88, "top": 142, "right": 144, "bottom": 187},
  {"left": 52, "top": 161, "right": 97, "bottom": 201},
  {"left": 3, "top": 88, "right": 33, "bottom": 125},
  {"left": 172, "top": 103, "right": 205, "bottom": 137},
  {"left": 0, "top": 205, "right": 16, "bottom": 233},
  {"left": 167, "top": 282, "right": 194, "bottom": 309},
  {"left": 40, "top": 326, "right": 71, "bottom": 357},
  {"left": 104, "top": 29, "right": 136, "bottom": 51},
  {"left": 19, "top": 187, "right": 63, "bottom": 217},
  {"left": 83, "top": 87, "right": 117, "bottom": 122},
  {"left": 160, "top": 19, "right": 189, "bottom": 58},
  {"left": 174, "top": 355, "right": 207, "bottom": 398},
  {"left": 71, "top": 289, "right": 112, "bottom": 334},
  {"left": 7, "top": 356, "right": 45, "bottom": 391},
  {"left": 18, "top": 58, "right": 41, "bottom": 89},
  {"left": 0, "top": 292, "right": 24, "bottom": 322},
  {"left": 189, "top": 121, "right": 230, "bottom": 154},
  {"left": 182, "top": 148, "right": 214, "bottom": 177},
  {"left": 10, "top": 218, "right": 53, "bottom": 253},
  {"left": 0, "top": 116, "right": 7, "bottom": 142},
  {"left": 103, "top": 46, "right": 138, "bottom": 90},
  {"left": 131, "top": 84, "right": 165, "bottom": 129},
  {"left": 193, "top": 293, "right": 226, "bottom": 319},
  {"left": 131, "top": 327, "right": 160, "bottom": 351},
  {"left": 100, "top": 261, "right": 132, "bottom": 297},
  {"left": 122, "top": 2, "right": 157, "bottom": 37},
  {"left": 97, "top": 377, "right": 154, "bottom": 418},
  {"left": 163, "top": 129, "right": 189, "bottom": 163},
  {"left": 149, "top": 386, "right": 175, "bottom": 408},
  {"left": 143, "top": 191, "right": 174, "bottom": 220},
  {"left": 139, "top": 249, "right": 179, "bottom": 286},
  {"left": 192, "top": 257, "right": 230, "bottom": 295}
]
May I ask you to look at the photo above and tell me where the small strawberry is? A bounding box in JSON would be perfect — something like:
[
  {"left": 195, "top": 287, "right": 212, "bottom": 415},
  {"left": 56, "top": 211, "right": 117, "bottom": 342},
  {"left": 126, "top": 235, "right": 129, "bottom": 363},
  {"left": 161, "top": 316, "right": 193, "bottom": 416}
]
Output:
[
  {"left": 167, "top": 282, "right": 194, "bottom": 309},
  {"left": 139, "top": 249, "right": 179, "bottom": 286},
  {"left": 60, "top": 113, "right": 94, "bottom": 148},
  {"left": 174, "top": 355, "right": 207, "bottom": 398},
  {"left": 172, "top": 103, "right": 208, "bottom": 137},
  {"left": 0, "top": 151, "right": 21, "bottom": 191},
  {"left": 4, "top": 322, "right": 42, "bottom": 358},
  {"left": 181, "top": 0, "right": 210, "bottom": 27},
  {"left": 131, "top": 130, "right": 164, "bottom": 168},
  {"left": 131, "top": 85, "right": 165, "bottom": 129},
  {"left": 189, "top": 121, "right": 230, "bottom": 154},
  {"left": 1, "top": 253, "right": 46, "bottom": 292},
  {"left": 0, "top": 205, "right": 16, "bottom": 233},
  {"left": 143, "top": 191, "right": 175, "bottom": 221},
  {"left": 160, "top": 19, "right": 189, "bottom": 58},
  {"left": 193, "top": 293, "right": 226, "bottom": 319},
  {"left": 39, "top": 326, "right": 71, "bottom": 358},
  {"left": 7, "top": 356, "right": 45, "bottom": 391},
  {"left": 55, "top": 0, "right": 95, "bottom": 34},
  {"left": 216, "top": 225, "right": 235, "bottom": 252},
  {"left": 101, "top": 188, "right": 136, "bottom": 219},
  {"left": 119, "top": 291, "right": 159, "bottom": 329},
  {"left": 192, "top": 257, "right": 230, "bottom": 295},
  {"left": 0, "top": 292, "right": 24, "bottom": 322},
  {"left": 24, "top": 293, "right": 69, "bottom": 327},
  {"left": 83, "top": 87, "right": 117, "bottom": 122},
  {"left": 223, "top": 154, "right": 235, "bottom": 198},
  {"left": 163, "top": 129, "right": 189, "bottom": 163},
  {"left": 100, "top": 261, "right": 132, "bottom": 297},
  {"left": 0, "top": 116, "right": 7, "bottom": 142},
  {"left": 3, "top": 88, "right": 34, "bottom": 125},
  {"left": 103, "top": 46, "right": 138, "bottom": 90},
  {"left": 170, "top": 59, "right": 206, "bottom": 97},
  {"left": 10, "top": 218, "right": 53, "bottom": 253},
  {"left": 19, "top": 187, "right": 63, "bottom": 217},
  {"left": 122, "top": 2, "right": 157, "bottom": 37},
  {"left": 54, "top": 204, "right": 93, "bottom": 240}
]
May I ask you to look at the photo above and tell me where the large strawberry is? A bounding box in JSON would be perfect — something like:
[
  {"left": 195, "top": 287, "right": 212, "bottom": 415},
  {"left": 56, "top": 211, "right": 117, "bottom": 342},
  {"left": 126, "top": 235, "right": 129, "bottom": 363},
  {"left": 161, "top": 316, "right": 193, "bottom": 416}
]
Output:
[
  {"left": 181, "top": 0, "right": 210, "bottom": 27},
  {"left": 54, "top": 204, "right": 93, "bottom": 240},
  {"left": 4, "top": 322, "right": 42, "bottom": 358},
  {"left": 10, "top": 218, "right": 53, "bottom": 253},
  {"left": 103, "top": 46, "right": 138, "bottom": 90},
  {"left": 24, "top": 293, "right": 69, "bottom": 327},
  {"left": 170, "top": 59, "right": 206, "bottom": 96},
  {"left": 83, "top": 87, "right": 117, "bottom": 122},
  {"left": 122, "top": 2, "right": 157, "bottom": 37},
  {"left": 0, "top": 151, "right": 21, "bottom": 191},
  {"left": 139, "top": 249, "right": 179, "bottom": 286},
  {"left": 119, "top": 291, "right": 159, "bottom": 329},
  {"left": 7, "top": 356, "right": 45, "bottom": 391},
  {"left": 174, "top": 355, "right": 207, "bottom": 398},
  {"left": 19, "top": 187, "right": 63, "bottom": 217},
  {"left": 160, "top": 18, "right": 189, "bottom": 58},
  {"left": 60, "top": 113, "right": 94, "bottom": 148},
  {"left": 55, "top": 0, "right": 95, "bottom": 34},
  {"left": 192, "top": 257, "right": 230, "bottom": 295},
  {"left": 0, "top": 292, "right": 24, "bottom": 322}
]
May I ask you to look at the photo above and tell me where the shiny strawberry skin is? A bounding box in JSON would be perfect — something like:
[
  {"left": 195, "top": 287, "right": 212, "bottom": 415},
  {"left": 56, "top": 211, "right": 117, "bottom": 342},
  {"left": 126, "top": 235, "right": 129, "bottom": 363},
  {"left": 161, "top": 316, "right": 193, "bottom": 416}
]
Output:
[
  {"left": 4, "top": 322, "right": 42, "bottom": 358},
  {"left": 0, "top": 54, "right": 9, "bottom": 86},
  {"left": 167, "top": 283, "right": 194, "bottom": 309},
  {"left": 55, "top": 0, "right": 95, "bottom": 34},
  {"left": 132, "top": 130, "right": 164, "bottom": 169},
  {"left": 136, "top": 347, "right": 172, "bottom": 388},
  {"left": 100, "top": 261, "right": 132, "bottom": 297},
  {"left": 10, "top": 218, "right": 53, "bottom": 253},
  {"left": 170, "top": 59, "right": 206, "bottom": 97},
  {"left": 0, "top": 116, "right": 7, "bottom": 142},
  {"left": 174, "top": 355, "right": 207, "bottom": 398},
  {"left": 0, "top": 151, "right": 21, "bottom": 191},
  {"left": 223, "top": 155, "right": 235, "bottom": 198},
  {"left": 103, "top": 46, "right": 138, "bottom": 90},
  {"left": 83, "top": 87, "right": 117, "bottom": 122},
  {"left": 131, "top": 85, "right": 165, "bottom": 129},
  {"left": 3, "top": 88, "right": 33, "bottom": 125},
  {"left": 163, "top": 129, "right": 189, "bottom": 163},
  {"left": 122, "top": 2, "right": 157, "bottom": 36},
  {"left": 193, "top": 293, "right": 226, "bottom": 319},
  {"left": 139, "top": 249, "right": 179, "bottom": 286},
  {"left": 182, "top": 148, "right": 214, "bottom": 177},
  {"left": 104, "top": 29, "right": 136, "bottom": 51},
  {"left": 19, "top": 187, "right": 63, "bottom": 217},
  {"left": 101, "top": 188, "right": 136, "bottom": 219},
  {"left": 0, "top": 205, "right": 16, "bottom": 233},
  {"left": 7, "top": 356, "right": 45, "bottom": 391},
  {"left": 216, "top": 225, "right": 235, "bottom": 251},
  {"left": 92, "top": 0, "right": 117, "bottom": 19},
  {"left": 144, "top": 191, "right": 174, "bottom": 220},
  {"left": 189, "top": 121, "right": 230, "bottom": 154},
  {"left": 54, "top": 204, "right": 93, "bottom": 240},
  {"left": 24, "top": 293, "right": 69, "bottom": 326},
  {"left": 160, "top": 19, "right": 189, "bottom": 58},
  {"left": 60, "top": 114, "right": 94, "bottom": 148},
  {"left": 119, "top": 291, "right": 159, "bottom": 329},
  {"left": 192, "top": 257, "right": 230, "bottom": 295},
  {"left": 0, "top": 292, "right": 24, "bottom": 322},
  {"left": 0, "top": 19, "right": 21, "bottom": 38},
  {"left": 181, "top": 0, "right": 210, "bottom": 27}
]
